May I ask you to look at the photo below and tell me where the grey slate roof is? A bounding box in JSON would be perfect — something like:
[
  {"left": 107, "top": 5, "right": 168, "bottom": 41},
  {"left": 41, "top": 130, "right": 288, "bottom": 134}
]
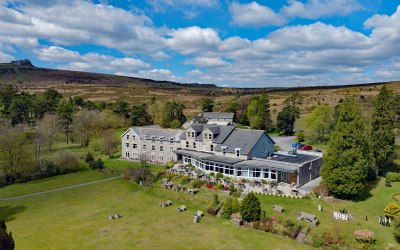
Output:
[
  {"left": 214, "top": 129, "right": 265, "bottom": 155},
  {"left": 175, "top": 149, "right": 244, "bottom": 165},
  {"left": 234, "top": 159, "right": 299, "bottom": 172},
  {"left": 123, "top": 127, "right": 183, "bottom": 142},
  {"left": 267, "top": 153, "right": 320, "bottom": 164},
  {"left": 203, "top": 112, "right": 234, "bottom": 120},
  {"left": 180, "top": 124, "right": 235, "bottom": 144}
]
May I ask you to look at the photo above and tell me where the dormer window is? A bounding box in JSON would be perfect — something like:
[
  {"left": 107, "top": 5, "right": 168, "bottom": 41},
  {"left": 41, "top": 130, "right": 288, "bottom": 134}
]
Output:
[
  {"left": 222, "top": 146, "right": 228, "bottom": 155},
  {"left": 204, "top": 133, "right": 208, "bottom": 140},
  {"left": 235, "top": 148, "right": 241, "bottom": 158},
  {"left": 133, "top": 135, "right": 136, "bottom": 140},
  {"left": 208, "top": 134, "right": 212, "bottom": 140},
  {"left": 191, "top": 132, "right": 195, "bottom": 138},
  {"left": 210, "top": 145, "right": 214, "bottom": 152},
  {"left": 187, "top": 132, "right": 191, "bottom": 138}
]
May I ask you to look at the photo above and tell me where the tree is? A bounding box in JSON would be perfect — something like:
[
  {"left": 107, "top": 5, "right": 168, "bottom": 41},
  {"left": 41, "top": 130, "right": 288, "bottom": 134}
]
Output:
[
  {"left": 296, "top": 130, "right": 305, "bottom": 142},
  {"left": 384, "top": 202, "right": 400, "bottom": 219},
  {"left": 9, "top": 92, "right": 34, "bottom": 125},
  {"left": 394, "top": 214, "right": 400, "bottom": 243},
  {"left": 304, "top": 104, "right": 335, "bottom": 143},
  {"left": 283, "top": 93, "right": 301, "bottom": 108},
  {"left": 321, "top": 97, "right": 370, "bottom": 199},
  {"left": 161, "top": 101, "right": 186, "bottom": 128},
  {"left": 0, "top": 128, "right": 35, "bottom": 182},
  {"left": 201, "top": 98, "right": 214, "bottom": 112},
  {"left": 232, "top": 197, "right": 240, "bottom": 213},
  {"left": 246, "top": 93, "right": 273, "bottom": 131},
  {"left": 370, "top": 86, "right": 395, "bottom": 176},
  {"left": 113, "top": 100, "right": 130, "bottom": 121},
  {"left": 72, "top": 109, "right": 101, "bottom": 147},
  {"left": 222, "top": 197, "right": 233, "bottom": 219},
  {"left": 34, "top": 88, "right": 62, "bottom": 118},
  {"left": 276, "top": 106, "right": 300, "bottom": 135},
  {"left": 56, "top": 98, "right": 75, "bottom": 144},
  {"left": 37, "top": 114, "right": 60, "bottom": 151},
  {"left": 0, "top": 220, "right": 15, "bottom": 250},
  {"left": 240, "top": 192, "right": 261, "bottom": 222},
  {"left": 130, "top": 104, "right": 152, "bottom": 126},
  {"left": 101, "top": 129, "right": 118, "bottom": 157}
]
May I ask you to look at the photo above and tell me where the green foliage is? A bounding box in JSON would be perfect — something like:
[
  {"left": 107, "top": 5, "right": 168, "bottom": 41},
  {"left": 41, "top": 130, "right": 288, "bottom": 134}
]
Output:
[
  {"left": 0, "top": 220, "right": 15, "bottom": 250},
  {"left": 213, "top": 194, "right": 219, "bottom": 207},
  {"left": 371, "top": 86, "right": 396, "bottom": 175},
  {"left": 201, "top": 98, "right": 214, "bottom": 112},
  {"left": 394, "top": 214, "right": 400, "bottom": 243},
  {"left": 215, "top": 172, "right": 223, "bottom": 179},
  {"left": 232, "top": 197, "right": 240, "bottom": 213},
  {"left": 385, "top": 179, "right": 392, "bottom": 187},
  {"left": 161, "top": 101, "right": 186, "bottom": 128},
  {"left": 56, "top": 98, "right": 74, "bottom": 144},
  {"left": 384, "top": 202, "right": 400, "bottom": 218},
  {"left": 209, "top": 171, "right": 215, "bottom": 176},
  {"left": 164, "top": 161, "right": 174, "bottom": 169},
  {"left": 240, "top": 192, "right": 261, "bottom": 222},
  {"left": 295, "top": 130, "right": 305, "bottom": 142},
  {"left": 321, "top": 97, "right": 370, "bottom": 199},
  {"left": 222, "top": 198, "right": 233, "bottom": 219},
  {"left": 246, "top": 93, "right": 273, "bottom": 132},
  {"left": 216, "top": 183, "right": 224, "bottom": 190},
  {"left": 276, "top": 106, "right": 300, "bottom": 135},
  {"left": 304, "top": 104, "right": 335, "bottom": 143},
  {"left": 85, "top": 153, "right": 95, "bottom": 163},
  {"left": 180, "top": 176, "right": 190, "bottom": 186},
  {"left": 130, "top": 104, "right": 152, "bottom": 126},
  {"left": 190, "top": 179, "right": 206, "bottom": 189},
  {"left": 112, "top": 100, "right": 130, "bottom": 120},
  {"left": 386, "top": 172, "right": 400, "bottom": 182}
]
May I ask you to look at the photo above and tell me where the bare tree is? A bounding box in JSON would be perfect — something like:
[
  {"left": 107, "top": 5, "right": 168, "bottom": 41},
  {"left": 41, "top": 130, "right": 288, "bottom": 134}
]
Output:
[
  {"left": 139, "top": 153, "right": 148, "bottom": 185},
  {"left": 101, "top": 129, "right": 118, "bottom": 157},
  {"left": 37, "top": 114, "right": 60, "bottom": 151},
  {"left": 73, "top": 109, "right": 101, "bottom": 147}
]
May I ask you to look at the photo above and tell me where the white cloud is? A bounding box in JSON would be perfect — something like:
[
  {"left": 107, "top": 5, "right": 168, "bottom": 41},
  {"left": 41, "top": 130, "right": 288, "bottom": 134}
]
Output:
[
  {"left": 187, "top": 69, "right": 203, "bottom": 76},
  {"left": 229, "top": 2, "right": 286, "bottom": 27},
  {"left": 0, "top": 51, "right": 14, "bottom": 62},
  {"left": 165, "top": 26, "right": 220, "bottom": 54},
  {"left": 185, "top": 56, "right": 228, "bottom": 68},
  {"left": 117, "top": 68, "right": 180, "bottom": 82},
  {"left": 34, "top": 46, "right": 80, "bottom": 62},
  {"left": 282, "top": 0, "right": 363, "bottom": 19}
]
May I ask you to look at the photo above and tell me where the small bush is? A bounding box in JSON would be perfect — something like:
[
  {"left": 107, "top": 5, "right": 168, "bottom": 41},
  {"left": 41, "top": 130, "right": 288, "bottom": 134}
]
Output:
[
  {"left": 216, "top": 183, "right": 224, "bottom": 190},
  {"left": 216, "top": 172, "right": 223, "bottom": 179},
  {"left": 190, "top": 179, "right": 206, "bottom": 189},
  {"left": 56, "top": 151, "right": 79, "bottom": 174},
  {"left": 313, "top": 183, "right": 329, "bottom": 197},
  {"left": 213, "top": 194, "right": 219, "bottom": 207},
  {"left": 296, "top": 130, "right": 305, "bottom": 142},
  {"left": 386, "top": 179, "right": 392, "bottom": 187},
  {"left": 240, "top": 192, "right": 261, "bottom": 222},
  {"left": 209, "top": 171, "right": 215, "bottom": 176},
  {"left": 232, "top": 197, "right": 240, "bottom": 213},
  {"left": 354, "top": 229, "right": 375, "bottom": 244},
  {"left": 89, "top": 158, "right": 104, "bottom": 170},
  {"left": 36, "top": 159, "right": 57, "bottom": 177},
  {"left": 222, "top": 198, "right": 233, "bottom": 219},
  {"left": 387, "top": 172, "right": 400, "bottom": 182},
  {"left": 394, "top": 214, "right": 400, "bottom": 243},
  {"left": 180, "top": 176, "right": 190, "bottom": 185},
  {"left": 85, "top": 153, "right": 95, "bottom": 164},
  {"left": 284, "top": 219, "right": 295, "bottom": 228},
  {"left": 165, "top": 161, "right": 174, "bottom": 169}
]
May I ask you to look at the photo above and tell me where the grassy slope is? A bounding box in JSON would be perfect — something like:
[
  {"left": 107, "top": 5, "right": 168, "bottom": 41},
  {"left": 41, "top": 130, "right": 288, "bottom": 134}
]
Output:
[{"left": 0, "top": 171, "right": 309, "bottom": 250}]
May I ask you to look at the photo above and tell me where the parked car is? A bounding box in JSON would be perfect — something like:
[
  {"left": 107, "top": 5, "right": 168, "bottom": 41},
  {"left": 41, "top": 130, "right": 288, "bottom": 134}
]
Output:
[
  {"left": 291, "top": 142, "right": 304, "bottom": 149},
  {"left": 299, "top": 145, "right": 313, "bottom": 150}
]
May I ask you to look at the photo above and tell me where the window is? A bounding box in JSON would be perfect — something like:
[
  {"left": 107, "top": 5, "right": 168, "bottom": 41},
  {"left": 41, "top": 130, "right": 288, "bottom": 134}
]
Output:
[
  {"left": 264, "top": 171, "right": 269, "bottom": 179},
  {"left": 191, "top": 132, "right": 195, "bottom": 137},
  {"left": 151, "top": 155, "right": 155, "bottom": 161},
  {"left": 160, "top": 155, "right": 164, "bottom": 162},
  {"left": 125, "top": 151, "right": 130, "bottom": 157},
  {"left": 133, "top": 135, "right": 135, "bottom": 140},
  {"left": 170, "top": 147, "right": 173, "bottom": 152},
  {"left": 152, "top": 145, "right": 155, "bottom": 151},
  {"left": 160, "top": 146, "right": 164, "bottom": 152},
  {"left": 210, "top": 145, "right": 214, "bottom": 152},
  {"left": 222, "top": 146, "right": 227, "bottom": 155},
  {"left": 143, "top": 144, "right": 146, "bottom": 150},
  {"left": 236, "top": 149, "right": 240, "bottom": 157},
  {"left": 204, "top": 133, "right": 208, "bottom": 139},
  {"left": 208, "top": 134, "right": 212, "bottom": 140},
  {"left": 125, "top": 143, "right": 129, "bottom": 148},
  {"left": 271, "top": 170, "right": 277, "bottom": 180},
  {"left": 187, "top": 132, "right": 191, "bottom": 138},
  {"left": 133, "top": 144, "right": 137, "bottom": 149},
  {"left": 126, "top": 135, "right": 129, "bottom": 139},
  {"left": 193, "top": 142, "right": 196, "bottom": 149},
  {"left": 186, "top": 141, "right": 189, "bottom": 148}
]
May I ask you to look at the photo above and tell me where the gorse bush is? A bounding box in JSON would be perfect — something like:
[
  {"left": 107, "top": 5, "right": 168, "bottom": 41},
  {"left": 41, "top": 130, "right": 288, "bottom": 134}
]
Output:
[{"left": 240, "top": 192, "right": 261, "bottom": 222}]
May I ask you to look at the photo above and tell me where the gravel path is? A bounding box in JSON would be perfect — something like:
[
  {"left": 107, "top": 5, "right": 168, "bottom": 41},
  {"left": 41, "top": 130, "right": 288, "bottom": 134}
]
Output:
[{"left": 0, "top": 176, "right": 121, "bottom": 201}]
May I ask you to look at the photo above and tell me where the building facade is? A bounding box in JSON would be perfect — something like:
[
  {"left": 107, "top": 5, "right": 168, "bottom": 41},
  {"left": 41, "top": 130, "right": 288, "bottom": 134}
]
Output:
[{"left": 121, "top": 124, "right": 323, "bottom": 187}]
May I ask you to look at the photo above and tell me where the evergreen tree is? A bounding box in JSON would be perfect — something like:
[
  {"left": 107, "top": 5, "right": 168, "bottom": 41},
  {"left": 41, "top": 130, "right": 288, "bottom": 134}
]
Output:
[
  {"left": 201, "top": 98, "right": 214, "bottom": 112},
  {"left": 161, "top": 101, "right": 186, "bottom": 128},
  {"left": 0, "top": 220, "right": 15, "bottom": 250},
  {"left": 246, "top": 93, "right": 273, "bottom": 132},
  {"left": 276, "top": 106, "right": 299, "bottom": 135},
  {"left": 130, "top": 104, "right": 152, "bottom": 126},
  {"left": 240, "top": 192, "right": 261, "bottom": 222},
  {"left": 232, "top": 197, "right": 240, "bottom": 213},
  {"left": 321, "top": 97, "right": 370, "bottom": 199},
  {"left": 56, "top": 98, "right": 75, "bottom": 144},
  {"left": 370, "top": 86, "right": 395, "bottom": 176}
]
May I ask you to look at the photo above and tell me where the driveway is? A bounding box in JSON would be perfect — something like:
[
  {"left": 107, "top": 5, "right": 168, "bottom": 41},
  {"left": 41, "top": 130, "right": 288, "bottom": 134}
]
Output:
[
  {"left": 298, "top": 176, "right": 322, "bottom": 193},
  {"left": 271, "top": 136, "right": 296, "bottom": 152}
]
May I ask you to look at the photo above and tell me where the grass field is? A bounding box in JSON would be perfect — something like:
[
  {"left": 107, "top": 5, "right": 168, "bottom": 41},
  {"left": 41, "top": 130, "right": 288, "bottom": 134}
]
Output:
[
  {"left": 1, "top": 166, "right": 399, "bottom": 249},
  {"left": 0, "top": 171, "right": 310, "bottom": 250}
]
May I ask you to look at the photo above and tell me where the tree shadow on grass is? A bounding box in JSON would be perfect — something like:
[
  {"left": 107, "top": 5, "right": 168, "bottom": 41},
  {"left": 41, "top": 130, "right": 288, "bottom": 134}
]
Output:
[
  {"left": 352, "top": 179, "right": 379, "bottom": 202},
  {"left": 0, "top": 205, "right": 26, "bottom": 222}
]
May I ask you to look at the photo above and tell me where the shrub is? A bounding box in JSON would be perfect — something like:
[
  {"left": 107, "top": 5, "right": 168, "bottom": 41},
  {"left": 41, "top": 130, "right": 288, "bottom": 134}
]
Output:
[
  {"left": 216, "top": 172, "right": 223, "bottom": 179},
  {"left": 284, "top": 219, "right": 295, "bottom": 228},
  {"left": 207, "top": 206, "right": 218, "bottom": 215},
  {"left": 165, "top": 161, "right": 174, "bottom": 169},
  {"left": 232, "top": 197, "right": 240, "bottom": 213},
  {"left": 209, "top": 171, "right": 215, "bottom": 176},
  {"left": 384, "top": 202, "right": 400, "bottom": 218},
  {"left": 85, "top": 153, "right": 94, "bottom": 164},
  {"left": 56, "top": 151, "right": 79, "bottom": 174},
  {"left": 387, "top": 172, "right": 400, "bottom": 182},
  {"left": 213, "top": 194, "right": 219, "bottom": 207},
  {"left": 190, "top": 179, "right": 206, "bottom": 189},
  {"left": 36, "top": 159, "right": 57, "bottom": 177},
  {"left": 222, "top": 198, "right": 233, "bottom": 219},
  {"left": 123, "top": 167, "right": 154, "bottom": 185},
  {"left": 228, "top": 184, "right": 236, "bottom": 192},
  {"left": 354, "top": 229, "right": 375, "bottom": 244},
  {"left": 386, "top": 179, "right": 392, "bottom": 187},
  {"left": 394, "top": 214, "right": 400, "bottom": 243},
  {"left": 0, "top": 220, "right": 14, "bottom": 250},
  {"left": 180, "top": 176, "right": 190, "bottom": 186},
  {"left": 313, "top": 183, "right": 329, "bottom": 197},
  {"left": 216, "top": 183, "right": 224, "bottom": 190},
  {"left": 240, "top": 192, "right": 261, "bottom": 222},
  {"left": 296, "top": 130, "right": 305, "bottom": 142}
]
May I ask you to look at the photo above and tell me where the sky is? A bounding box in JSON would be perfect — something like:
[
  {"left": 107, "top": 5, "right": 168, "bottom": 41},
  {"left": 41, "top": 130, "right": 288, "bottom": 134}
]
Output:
[{"left": 0, "top": 0, "right": 399, "bottom": 87}]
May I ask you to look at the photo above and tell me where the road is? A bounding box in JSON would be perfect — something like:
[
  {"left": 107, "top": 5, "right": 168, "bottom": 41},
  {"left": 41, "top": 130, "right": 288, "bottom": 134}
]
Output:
[
  {"left": 0, "top": 176, "right": 121, "bottom": 201},
  {"left": 271, "top": 136, "right": 296, "bottom": 152}
]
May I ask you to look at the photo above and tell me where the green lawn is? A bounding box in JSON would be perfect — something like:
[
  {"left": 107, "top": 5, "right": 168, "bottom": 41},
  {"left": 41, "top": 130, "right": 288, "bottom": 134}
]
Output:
[{"left": 0, "top": 171, "right": 309, "bottom": 250}]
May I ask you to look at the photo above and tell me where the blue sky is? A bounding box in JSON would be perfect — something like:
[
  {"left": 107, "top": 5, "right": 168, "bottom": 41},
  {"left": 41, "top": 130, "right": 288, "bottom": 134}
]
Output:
[{"left": 0, "top": 0, "right": 399, "bottom": 87}]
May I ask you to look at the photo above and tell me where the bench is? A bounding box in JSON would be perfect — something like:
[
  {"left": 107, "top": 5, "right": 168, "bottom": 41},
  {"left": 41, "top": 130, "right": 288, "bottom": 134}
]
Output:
[{"left": 272, "top": 205, "right": 284, "bottom": 213}]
